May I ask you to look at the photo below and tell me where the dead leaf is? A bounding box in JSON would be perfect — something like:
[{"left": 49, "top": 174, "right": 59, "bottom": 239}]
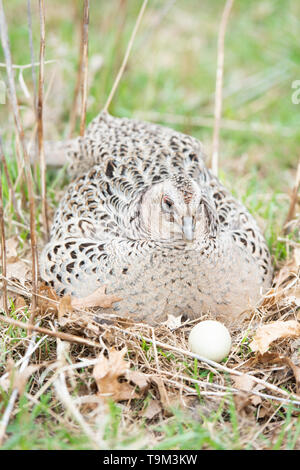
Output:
[
  {"left": 257, "top": 402, "right": 274, "bottom": 419},
  {"left": 151, "top": 376, "right": 175, "bottom": 416},
  {"left": 163, "top": 314, "right": 182, "bottom": 330},
  {"left": 283, "top": 357, "right": 300, "bottom": 394},
  {"left": 14, "top": 296, "right": 27, "bottom": 310},
  {"left": 128, "top": 370, "right": 150, "bottom": 393},
  {"left": 257, "top": 352, "right": 300, "bottom": 394},
  {"left": 71, "top": 286, "right": 122, "bottom": 309},
  {"left": 142, "top": 399, "right": 162, "bottom": 420},
  {"left": 58, "top": 295, "right": 73, "bottom": 321},
  {"left": 38, "top": 283, "right": 59, "bottom": 315},
  {"left": 250, "top": 394, "right": 262, "bottom": 406},
  {"left": 93, "top": 347, "right": 148, "bottom": 402},
  {"left": 250, "top": 320, "right": 300, "bottom": 354},
  {"left": 6, "top": 259, "right": 30, "bottom": 285},
  {"left": 232, "top": 374, "right": 261, "bottom": 413},
  {"left": 232, "top": 374, "right": 255, "bottom": 392},
  {"left": 233, "top": 394, "right": 254, "bottom": 416}
]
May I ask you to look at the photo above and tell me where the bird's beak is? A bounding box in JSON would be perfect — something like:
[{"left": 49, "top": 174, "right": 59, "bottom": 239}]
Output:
[{"left": 182, "top": 216, "right": 194, "bottom": 242}]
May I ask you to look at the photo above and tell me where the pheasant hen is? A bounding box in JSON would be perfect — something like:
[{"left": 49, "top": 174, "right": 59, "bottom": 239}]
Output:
[{"left": 40, "top": 112, "right": 272, "bottom": 324}]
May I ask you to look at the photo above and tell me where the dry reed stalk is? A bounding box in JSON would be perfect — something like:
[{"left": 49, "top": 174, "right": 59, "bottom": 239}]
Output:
[
  {"left": 27, "top": 0, "right": 37, "bottom": 114},
  {"left": 103, "top": 0, "right": 148, "bottom": 112},
  {"left": 0, "top": 0, "right": 38, "bottom": 317},
  {"left": 283, "top": 158, "right": 300, "bottom": 232},
  {"left": 37, "top": 0, "right": 49, "bottom": 240},
  {"left": 79, "top": 0, "right": 90, "bottom": 137},
  {"left": 149, "top": 367, "right": 300, "bottom": 407},
  {"left": 0, "top": 315, "right": 101, "bottom": 348},
  {"left": 211, "top": 0, "right": 234, "bottom": 176},
  {"left": 0, "top": 60, "right": 56, "bottom": 71},
  {"left": 68, "top": 3, "right": 84, "bottom": 138},
  {"left": 0, "top": 161, "right": 7, "bottom": 314},
  {"left": 0, "top": 137, "right": 21, "bottom": 222},
  {"left": 53, "top": 372, "right": 101, "bottom": 448},
  {"left": 54, "top": 340, "right": 103, "bottom": 449}
]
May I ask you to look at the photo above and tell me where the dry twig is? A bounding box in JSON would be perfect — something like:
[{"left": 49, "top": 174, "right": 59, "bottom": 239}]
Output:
[
  {"left": 112, "top": 326, "right": 300, "bottom": 403},
  {"left": 37, "top": 0, "right": 50, "bottom": 240},
  {"left": 0, "top": 332, "right": 38, "bottom": 445},
  {"left": 283, "top": 158, "right": 300, "bottom": 232},
  {"left": 79, "top": 0, "right": 90, "bottom": 137},
  {"left": 0, "top": 315, "right": 100, "bottom": 348},
  {"left": 53, "top": 339, "right": 103, "bottom": 448},
  {"left": 0, "top": 157, "right": 7, "bottom": 314},
  {"left": 0, "top": 0, "right": 38, "bottom": 316},
  {"left": 68, "top": 3, "right": 84, "bottom": 138},
  {"left": 211, "top": 0, "right": 234, "bottom": 176},
  {"left": 103, "top": 0, "right": 148, "bottom": 112},
  {"left": 0, "top": 136, "right": 21, "bottom": 222},
  {"left": 27, "top": 0, "right": 37, "bottom": 113}
]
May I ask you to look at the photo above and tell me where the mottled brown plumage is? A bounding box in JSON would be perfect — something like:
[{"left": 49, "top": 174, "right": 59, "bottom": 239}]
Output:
[{"left": 40, "top": 112, "right": 272, "bottom": 324}]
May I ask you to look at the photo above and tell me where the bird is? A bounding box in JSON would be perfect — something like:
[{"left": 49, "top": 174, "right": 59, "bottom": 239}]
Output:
[{"left": 40, "top": 111, "right": 273, "bottom": 325}]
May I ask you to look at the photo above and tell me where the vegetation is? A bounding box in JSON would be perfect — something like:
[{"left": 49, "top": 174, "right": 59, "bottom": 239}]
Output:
[{"left": 0, "top": 0, "right": 299, "bottom": 450}]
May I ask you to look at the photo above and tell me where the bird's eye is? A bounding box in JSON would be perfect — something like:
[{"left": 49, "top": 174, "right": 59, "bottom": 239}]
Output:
[{"left": 162, "top": 196, "right": 174, "bottom": 210}]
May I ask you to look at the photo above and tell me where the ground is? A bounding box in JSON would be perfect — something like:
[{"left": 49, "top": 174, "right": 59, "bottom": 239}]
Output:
[{"left": 0, "top": 0, "right": 299, "bottom": 450}]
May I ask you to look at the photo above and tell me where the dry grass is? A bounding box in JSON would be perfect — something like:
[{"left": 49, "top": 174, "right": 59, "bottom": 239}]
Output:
[
  {"left": 0, "top": 0, "right": 299, "bottom": 450},
  {"left": 0, "top": 217, "right": 299, "bottom": 448}
]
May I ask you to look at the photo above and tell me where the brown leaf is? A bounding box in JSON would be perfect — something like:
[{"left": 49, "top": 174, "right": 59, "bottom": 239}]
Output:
[
  {"left": 93, "top": 348, "right": 146, "bottom": 402},
  {"left": 71, "top": 286, "right": 122, "bottom": 309},
  {"left": 163, "top": 314, "right": 182, "bottom": 330},
  {"left": 232, "top": 374, "right": 255, "bottom": 392},
  {"left": 233, "top": 394, "right": 253, "bottom": 415},
  {"left": 6, "top": 259, "right": 30, "bottom": 285},
  {"left": 258, "top": 402, "right": 274, "bottom": 419},
  {"left": 38, "top": 283, "right": 59, "bottom": 315},
  {"left": 232, "top": 374, "right": 261, "bottom": 413},
  {"left": 151, "top": 376, "right": 170, "bottom": 408},
  {"left": 282, "top": 357, "right": 300, "bottom": 394},
  {"left": 128, "top": 370, "right": 150, "bottom": 393},
  {"left": 258, "top": 352, "right": 300, "bottom": 394},
  {"left": 250, "top": 320, "right": 300, "bottom": 354},
  {"left": 250, "top": 394, "right": 262, "bottom": 406},
  {"left": 142, "top": 399, "right": 162, "bottom": 420},
  {"left": 151, "top": 376, "right": 174, "bottom": 416},
  {"left": 58, "top": 295, "right": 73, "bottom": 321},
  {"left": 14, "top": 296, "right": 27, "bottom": 310}
]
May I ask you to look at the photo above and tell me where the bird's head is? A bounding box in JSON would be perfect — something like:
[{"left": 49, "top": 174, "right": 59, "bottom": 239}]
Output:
[{"left": 139, "top": 175, "right": 218, "bottom": 243}]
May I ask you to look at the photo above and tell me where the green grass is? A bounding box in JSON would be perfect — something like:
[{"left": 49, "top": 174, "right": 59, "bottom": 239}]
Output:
[
  {"left": 2, "top": 385, "right": 299, "bottom": 450},
  {"left": 0, "top": 0, "right": 299, "bottom": 451}
]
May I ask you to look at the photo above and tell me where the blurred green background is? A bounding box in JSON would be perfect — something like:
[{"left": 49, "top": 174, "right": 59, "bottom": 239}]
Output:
[{"left": 0, "top": 0, "right": 299, "bottom": 257}]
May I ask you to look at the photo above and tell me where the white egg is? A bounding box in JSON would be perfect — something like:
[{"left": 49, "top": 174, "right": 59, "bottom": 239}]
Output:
[{"left": 188, "top": 320, "right": 232, "bottom": 362}]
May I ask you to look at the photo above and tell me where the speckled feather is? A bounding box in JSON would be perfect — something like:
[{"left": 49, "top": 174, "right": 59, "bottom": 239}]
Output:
[{"left": 40, "top": 112, "right": 272, "bottom": 324}]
